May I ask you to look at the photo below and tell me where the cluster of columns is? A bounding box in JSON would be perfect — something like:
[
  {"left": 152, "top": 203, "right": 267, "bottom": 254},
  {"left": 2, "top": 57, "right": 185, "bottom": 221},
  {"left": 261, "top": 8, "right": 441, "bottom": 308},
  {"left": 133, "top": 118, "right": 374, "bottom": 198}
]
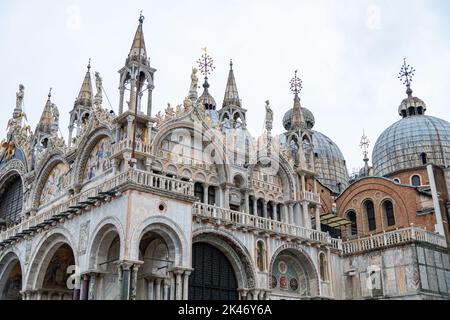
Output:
[
  {"left": 144, "top": 268, "right": 192, "bottom": 300},
  {"left": 238, "top": 289, "right": 270, "bottom": 300},
  {"left": 116, "top": 261, "right": 192, "bottom": 300}
]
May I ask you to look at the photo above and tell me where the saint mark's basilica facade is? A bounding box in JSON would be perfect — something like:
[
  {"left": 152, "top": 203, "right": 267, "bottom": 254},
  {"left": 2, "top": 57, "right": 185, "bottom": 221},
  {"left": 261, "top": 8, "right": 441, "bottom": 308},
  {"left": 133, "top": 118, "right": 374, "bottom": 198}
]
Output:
[{"left": 0, "top": 15, "right": 449, "bottom": 301}]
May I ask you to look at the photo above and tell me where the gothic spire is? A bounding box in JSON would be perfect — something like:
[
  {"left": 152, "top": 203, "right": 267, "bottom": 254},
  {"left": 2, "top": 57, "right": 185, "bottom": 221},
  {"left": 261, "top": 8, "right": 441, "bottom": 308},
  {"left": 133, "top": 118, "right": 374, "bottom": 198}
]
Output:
[
  {"left": 37, "top": 88, "right": 54, "bottom": 133},
  {"left": 290, "top": 70, "right": 305, "bottom": 130},
  {"left": 129, "top": 13, "right": 147, "bottom": 59},
  {"left": 222, "top": 59, "right": 241, "bottom": 107},
  {"left": 75, "top": 59, "right": 93, "bottom": 107}
]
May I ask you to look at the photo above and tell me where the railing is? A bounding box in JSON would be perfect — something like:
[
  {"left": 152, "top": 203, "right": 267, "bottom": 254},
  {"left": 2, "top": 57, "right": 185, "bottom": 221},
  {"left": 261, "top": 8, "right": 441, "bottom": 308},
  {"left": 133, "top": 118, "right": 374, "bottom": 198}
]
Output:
[
  {"left": 193, "top": 202, "right": 341, "bottom": 249},
  {"left": 299, "top": 191, "right": 321, "bottom": 204},
  {"left": 0, "top": 169, "right": 194, "bottom": 243},
  {"left": 342, "top": 227, "right": 447, "bottom": 254},
  {"left": 111, "top": 139, "right": 152, "bottom": 156}
]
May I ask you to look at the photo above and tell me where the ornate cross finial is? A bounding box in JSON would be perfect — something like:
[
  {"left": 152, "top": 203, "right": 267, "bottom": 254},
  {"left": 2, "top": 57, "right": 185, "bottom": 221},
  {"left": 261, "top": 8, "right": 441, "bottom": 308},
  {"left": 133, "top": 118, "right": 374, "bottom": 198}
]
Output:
[
  {"left": 197, "top": 48, "right": 215, "bottom": 79},
  {"left": 290, "top": 70, "right": 303, "bottom": 95},
  {"left": 398, "top": 58, "right": 415, "bottom": 95},
  {"left": 360, "top": 130, "right": 370, "bottom": 160},
  {"left": 87, "top": 58, "right": 91, "bottom": 71},
  {"left": 139, "top": 11, "right": 145, "bottom": 24},
  {"left": 230, "top": 59, "right": 233, "bottom": 70},
  {"left": 48, "top": 87, "right": 53, "bottom": 100}
]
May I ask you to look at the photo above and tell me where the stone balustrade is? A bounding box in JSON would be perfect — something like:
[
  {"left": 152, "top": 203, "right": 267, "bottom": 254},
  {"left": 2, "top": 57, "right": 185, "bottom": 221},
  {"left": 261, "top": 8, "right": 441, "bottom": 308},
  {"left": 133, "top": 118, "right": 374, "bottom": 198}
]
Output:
[
  {"left": 193, "top": 202, "right": 341, "bottom": 250},
  {"left": 342, "top": 226, "right": 447, "bottom": 254},
  {"left": 111, "top": 138, "right": 152, "bottom": 156},
  {"left": 299, "top": 191, "right": 321, "bottom": 204}
]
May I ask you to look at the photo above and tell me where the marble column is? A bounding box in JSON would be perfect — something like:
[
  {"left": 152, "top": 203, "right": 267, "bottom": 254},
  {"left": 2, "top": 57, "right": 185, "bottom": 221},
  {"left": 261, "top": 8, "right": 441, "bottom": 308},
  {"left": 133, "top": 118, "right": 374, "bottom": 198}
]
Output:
[
  {"left": 302, "top": 201, "right": 310, "bottom": 229},
  {"left": 244, "top": 191, "right": 250, "bottom": 214},
  {"left": 253, "top": 197, "right": 257, "bottom": 216},
  {"left": 289, "top": 203, "right": 295, "bottom": 225},
  {"left": 169, "top": 272, "right": 175, "bottom": 300},
  {"left": 80, "top": 274, "right": 90, "bottom": 300},
  {"left": 155, "top": 278, "right": 162, "bottom": 300},
  {"left": 129, "top": 79, "right": 137, "bottom": 111},
  {"left": 130, "top": 264, "right": 141, "bottom": 300},
  {"left": 224, "top": 186, "right": 230, "bottom": 209},
  {"left": 163, "top": 280, "right": 170, "bottom": 301},
  {"left": 147, "top": 84, "right": 154, "bottom": 117},
  {"left": 315, "top": 205, "right": 321, "bottom": 231},
  {"left": 88, "top": 273, "right": 97, "bottom": 300},
  {"left": 175, "top": 271, "right": 183, "bottom": 300},
  {"left": 147, "top": 278, "right": 154, "bottom": 300},
  {"left": 182, "top": 270, "right": 191, "bottom": 300},
  {"left": 203, "top": 184, "right": 209, "bottom": 204},
  {"left": 263, "top": 200, "right": 268, "bottom": 219},
  {"left": 119, "top": 86, "right": 125, "bottom": 114}
]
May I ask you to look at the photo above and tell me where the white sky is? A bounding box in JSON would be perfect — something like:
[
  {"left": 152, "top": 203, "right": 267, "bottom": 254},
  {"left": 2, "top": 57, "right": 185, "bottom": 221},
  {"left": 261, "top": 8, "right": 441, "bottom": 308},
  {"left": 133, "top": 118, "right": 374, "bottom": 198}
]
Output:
[{"left": 1, "top": 0, "right": 449, "bottom": 173}]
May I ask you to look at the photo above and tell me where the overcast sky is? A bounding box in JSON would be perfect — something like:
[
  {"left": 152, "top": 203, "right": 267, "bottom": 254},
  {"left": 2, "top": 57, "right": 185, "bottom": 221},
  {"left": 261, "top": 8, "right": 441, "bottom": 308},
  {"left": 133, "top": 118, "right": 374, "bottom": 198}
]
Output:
[{"left": 1, "top": 0, "right": 449, "bottom": 172}]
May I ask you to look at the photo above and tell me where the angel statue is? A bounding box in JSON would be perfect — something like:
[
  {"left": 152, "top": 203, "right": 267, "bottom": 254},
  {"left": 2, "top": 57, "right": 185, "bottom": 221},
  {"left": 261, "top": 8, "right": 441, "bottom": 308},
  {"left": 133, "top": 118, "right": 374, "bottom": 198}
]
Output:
[{"left": 290, "top": 139, "right": 299, "bottom": 164}]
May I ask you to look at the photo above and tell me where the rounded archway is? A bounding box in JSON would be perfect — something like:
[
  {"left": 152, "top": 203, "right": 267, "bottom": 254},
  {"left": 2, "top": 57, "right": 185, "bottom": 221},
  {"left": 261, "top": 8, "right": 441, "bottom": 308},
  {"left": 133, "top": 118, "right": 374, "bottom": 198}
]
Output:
[
  {"left": 269, "top": 247, "right": 319, "bottom": 300},
  {"left": 189, "top": 242, "right": 238, "bottom": 300},
  {"left": 88, "top": 223, "right": 122, "bottom": 300},
  {"left": 0, "top": 253, "right": 23, "bottom": 300},
  {"left": 28, "top": 233, "right": 77, "bottom": 300},
  {"left": 39, "top": 243, "right": 76, "bottom": 300},
  {"left": 136, "top": 231, "right": 176, "bottom": 300}
]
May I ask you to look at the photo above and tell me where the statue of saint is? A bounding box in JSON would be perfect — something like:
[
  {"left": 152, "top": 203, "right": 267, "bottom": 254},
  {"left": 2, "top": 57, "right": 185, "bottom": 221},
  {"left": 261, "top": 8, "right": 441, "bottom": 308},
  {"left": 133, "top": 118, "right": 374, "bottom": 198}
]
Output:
[
  {"left": 94, "top": 72, "right": 103, "bottom": 103},
  {"left": 265, "top": 100, "right": 273, "bottom": 132},
  {"left": 290, "top": 139, "right": 299, "bottom": 163},
  {"left": 16, "top": 84, "right": 25, "bottom": 110},
  {"left": 190, "top": 68, "right": 199, "bottom": 93}
]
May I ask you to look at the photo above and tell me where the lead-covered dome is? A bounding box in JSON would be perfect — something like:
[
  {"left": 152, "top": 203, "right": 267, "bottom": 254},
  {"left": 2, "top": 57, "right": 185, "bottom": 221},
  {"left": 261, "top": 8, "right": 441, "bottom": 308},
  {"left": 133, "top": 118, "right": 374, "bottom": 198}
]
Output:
[
  {"left": 372, "top": 114, "right": 450, "bottom": 176},
  {"left": 313, "top": 131, "right": 350, "bottom": 193},
  {"left": 282, "top": 106, "right": 349, "bottom": 193}
]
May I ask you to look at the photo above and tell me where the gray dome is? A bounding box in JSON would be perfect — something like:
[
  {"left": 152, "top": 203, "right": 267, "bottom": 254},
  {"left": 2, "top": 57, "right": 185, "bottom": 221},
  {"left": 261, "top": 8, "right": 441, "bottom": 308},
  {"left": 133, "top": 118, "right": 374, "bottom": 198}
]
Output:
[
  {"left": 313, "top": 131, "right": 349, "bottom": 194},
  {"left": 283, "top": 107, "right": 315, "bottom": 131},
  {"left": 373, "top": 115, "right": 450, "bottom": 176}
]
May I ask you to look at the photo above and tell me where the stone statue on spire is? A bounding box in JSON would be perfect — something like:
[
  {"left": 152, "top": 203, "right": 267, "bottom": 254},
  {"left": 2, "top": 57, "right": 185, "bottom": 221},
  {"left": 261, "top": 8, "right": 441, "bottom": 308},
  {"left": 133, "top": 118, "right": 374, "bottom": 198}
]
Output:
[
  {"left": 94, "top": 72, "right": 103, "bottom": 105},
  {"left": 264, "top": 100, "right": 273, "bottom": 133},
  {"left": 16, "top": 84, "right": 25, "bottom": 111}
]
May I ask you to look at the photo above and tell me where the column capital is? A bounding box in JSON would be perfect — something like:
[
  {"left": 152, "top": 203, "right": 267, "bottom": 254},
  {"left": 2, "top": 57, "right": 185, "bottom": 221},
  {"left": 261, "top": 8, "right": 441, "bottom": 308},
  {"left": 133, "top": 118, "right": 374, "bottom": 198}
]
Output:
[{"left": 115, "top": 260, "right": 144, "bottom": 271}]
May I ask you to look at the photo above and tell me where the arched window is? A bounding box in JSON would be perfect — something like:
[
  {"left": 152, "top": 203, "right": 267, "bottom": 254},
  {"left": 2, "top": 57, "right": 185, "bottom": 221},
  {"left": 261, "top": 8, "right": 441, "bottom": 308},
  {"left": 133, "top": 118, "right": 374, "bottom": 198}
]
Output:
[
  {"left": 411, "top": 175, "right": 421, "bottom": 187},
  {"left": 365, "top": 200, "right": 376, "bottom": 232},
  {"left": 319, "top": 252, "right": 328, "bottom": 282},
  {"left": 257, "top": 199, "right": 264, "bottom": 217},
  {"left": 276, "top": 204, "right": 282, "bottom": 222},
  {"left": 420, "top": 153, "right": 427, "bottom": 165},
  {"left": 207, "top": 186, "right": 216, "bottom": 205},
  {"left": 249, "top": 197, "right": 254, "bottom": 215},
  {"left": 194, "top": 183, "right": 204, "bottom": 202},
  {"left": 267, "top": 202, "right": 274, "bottom": 220},
  {"left": 256, "top": 240, "right": 265, "bottom": 272},
  {"left": 347, "top": 211, "right": 358, "bottom": 236},
  {"left": 0, "top": 175, "right": 23, "bottom": 224},
  {"left": 383, "top": 200, "right": 396, "bottom": 227}
]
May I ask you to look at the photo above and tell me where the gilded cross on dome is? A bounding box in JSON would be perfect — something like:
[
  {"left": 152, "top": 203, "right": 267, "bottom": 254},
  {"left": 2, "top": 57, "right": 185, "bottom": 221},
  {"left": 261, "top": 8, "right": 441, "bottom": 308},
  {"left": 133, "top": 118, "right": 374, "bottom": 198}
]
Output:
[
  {"left": 290, "top": 70, "right": 303, "bottom": 95},
  {"left": 398, "top": 58, "right": 415, "bottom": 89},
  {"left": 197, "top": 48, "right": 215, "bottom": 78},
  {"left": 360, "top": 130, "right": 370, "bottom": 160}
]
